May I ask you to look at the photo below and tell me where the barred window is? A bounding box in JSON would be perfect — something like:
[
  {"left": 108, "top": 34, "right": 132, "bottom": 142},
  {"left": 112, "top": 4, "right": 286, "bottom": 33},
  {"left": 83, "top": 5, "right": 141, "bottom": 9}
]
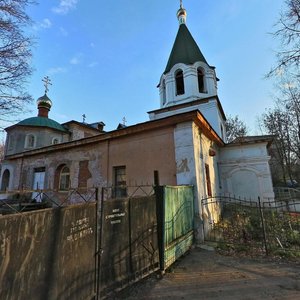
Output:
[{"left": 113, "top": 166, "right": 127, "bottom": 198}]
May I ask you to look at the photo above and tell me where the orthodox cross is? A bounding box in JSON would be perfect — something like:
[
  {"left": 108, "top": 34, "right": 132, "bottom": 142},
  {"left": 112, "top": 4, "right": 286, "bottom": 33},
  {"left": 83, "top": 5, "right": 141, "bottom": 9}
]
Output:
[
  {"left": 180, "top": 0, "right": 183, "bottom": 8},
  {"left": 82, "top": 114, "right": 86, "bottom": 123},
  {"left": 42, "top": 76, "right": 52, "bottom": 94},
  {"left": 122, "top": 117, "right": 127, "bottom": 126}
]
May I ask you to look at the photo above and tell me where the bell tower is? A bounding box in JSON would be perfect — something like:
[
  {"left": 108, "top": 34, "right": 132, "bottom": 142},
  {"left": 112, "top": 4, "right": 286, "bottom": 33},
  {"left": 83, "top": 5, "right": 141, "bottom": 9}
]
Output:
[
  {"left": 158, "top": 1, "right": 219, "bottom": 108},
  {"left": 149, "top": 1, "right": 226, "bottom": 141}
]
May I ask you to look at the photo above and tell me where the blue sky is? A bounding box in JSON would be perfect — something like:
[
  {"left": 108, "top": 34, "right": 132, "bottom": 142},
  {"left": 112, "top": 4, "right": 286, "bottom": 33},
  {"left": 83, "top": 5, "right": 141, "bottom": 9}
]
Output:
[{"left": 7, "top": 0, "right": 284, "bottom": 136}]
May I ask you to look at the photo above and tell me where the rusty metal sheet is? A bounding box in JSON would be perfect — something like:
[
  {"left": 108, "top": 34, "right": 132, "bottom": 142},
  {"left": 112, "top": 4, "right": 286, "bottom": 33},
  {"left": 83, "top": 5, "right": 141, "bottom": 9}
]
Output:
[
  {"left": 130, "top": 195, "right": 159, "bottom": 275},
  {"left": 100, "top": 198, "right": 130, "bottom": 291},
  {"left": 0, "top": 203, "right": 96, "bottom": 300},
  {"left": 99, "top": 196, "right": 159, "bottom": 295}
]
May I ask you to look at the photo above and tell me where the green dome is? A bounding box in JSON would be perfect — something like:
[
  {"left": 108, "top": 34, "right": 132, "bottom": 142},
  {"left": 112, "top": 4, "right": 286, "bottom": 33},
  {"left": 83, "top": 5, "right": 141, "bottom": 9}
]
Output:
[{"left": 17, "top": 117, "right": 67, "bottom": 132}]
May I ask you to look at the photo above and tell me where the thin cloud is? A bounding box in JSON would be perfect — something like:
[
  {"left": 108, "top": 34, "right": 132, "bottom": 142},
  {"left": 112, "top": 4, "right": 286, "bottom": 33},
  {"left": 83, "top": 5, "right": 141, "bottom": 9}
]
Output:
[
  {"left": 70, "top": 53, "right": 82, "bottom": 65},
  {"left": 70, "top": 57, "right": 79, "bottom": 65},
  {"left": 52, "top": 0, "right": 79, "bottom": 15},
  {"left": 59, "top": 27, "right": 68, "bottom": 36},
  {"left": 47, "top": 67, "right": 67, "bottom": 75},
  {"left": 32, "top": 18, "right": 52, "bottom": 31},
  {"left": 40, "top": 18, "right": 52, "bottom": 29},
  {"left": 54, "top": 113, "right": 70, "bottom": 121},
  {"left": 88, "top": 62, "right": 98, "bottom": 68}
]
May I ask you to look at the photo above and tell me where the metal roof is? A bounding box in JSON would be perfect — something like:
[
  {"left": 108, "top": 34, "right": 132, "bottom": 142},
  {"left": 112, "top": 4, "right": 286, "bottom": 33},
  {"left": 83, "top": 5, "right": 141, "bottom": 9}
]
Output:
[
  {"left": 164, "top": 24, "right": 208, "bottom": 74},
  {"left": 16, "top": 117, "right": 67, "bottom": 132}
]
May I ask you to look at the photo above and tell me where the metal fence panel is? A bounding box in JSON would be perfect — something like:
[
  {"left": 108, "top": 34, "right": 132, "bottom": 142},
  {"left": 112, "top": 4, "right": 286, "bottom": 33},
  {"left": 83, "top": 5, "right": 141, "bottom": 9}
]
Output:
[
  {"left": 130, "top": 195, "right": 159, "bottom": 275},
  {"left": 263, "top": 200, "right": 300, "bottom": 256},
  {"left": 99, "top": 192, "right": 159, "bottom": 297},
  {"left": 202, "top": 196, "right": 265, "bottom": 254},
  {"left": 0, "top": 202, "right": 96, "bottom": 300},
  {"left": 163, "top": 185, "right": 194, "bottom": 269},
  {"left": 100, "top": 198, "right": 130, "bottom": 291},
  {"left": 202, "top": 196, "right": 300, "bottom": 257}
]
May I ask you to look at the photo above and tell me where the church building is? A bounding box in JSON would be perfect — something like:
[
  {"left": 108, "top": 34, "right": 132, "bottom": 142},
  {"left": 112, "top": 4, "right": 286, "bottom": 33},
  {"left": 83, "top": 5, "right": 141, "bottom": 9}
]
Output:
[{"left": 0, "top": 3, "right": 274, "bottom": 240}]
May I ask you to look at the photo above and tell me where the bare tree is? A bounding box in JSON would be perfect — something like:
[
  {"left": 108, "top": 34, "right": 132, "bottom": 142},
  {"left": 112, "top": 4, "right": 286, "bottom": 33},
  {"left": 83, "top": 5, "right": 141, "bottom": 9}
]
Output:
[
  {"left": 261, "top": 79, "right": 300, "bottom": 185},
  {"left": 262, "top": 108, "right": 293, "bottom": 184},
  {"left": 268, "top": 0, "right": 300, "bottom": 77},
  {"left": 0, "top": 0, "right": 35, "bottom": 126},
  {"left": 225, "top": 115, "right": 248, "bottom": 143},
  {"left": 0, "top": 138, "right": 4, "bottom": 161}
]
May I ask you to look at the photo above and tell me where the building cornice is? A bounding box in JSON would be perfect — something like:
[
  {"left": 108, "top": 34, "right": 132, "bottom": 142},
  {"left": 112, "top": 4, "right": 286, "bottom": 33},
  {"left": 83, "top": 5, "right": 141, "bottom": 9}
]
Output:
[
  {"left": 148, "top": 95, "right": 226, "bottom": 121},
  {"left": 5, "top": 110, "right": 224, "bottom": 160}
]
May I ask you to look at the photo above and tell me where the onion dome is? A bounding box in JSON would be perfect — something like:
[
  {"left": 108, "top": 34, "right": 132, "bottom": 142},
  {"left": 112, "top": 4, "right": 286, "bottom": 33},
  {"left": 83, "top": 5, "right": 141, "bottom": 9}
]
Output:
[
  {"left": 37, "top": 93, "right": 52, "bottom": 118},
  {"left": 177, "top": 1, "right": 187, "bottom": 25}
]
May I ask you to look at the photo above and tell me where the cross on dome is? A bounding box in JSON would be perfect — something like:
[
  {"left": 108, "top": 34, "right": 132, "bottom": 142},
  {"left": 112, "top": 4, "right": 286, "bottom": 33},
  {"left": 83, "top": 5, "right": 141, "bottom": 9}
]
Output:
[{"left": 42, "top": 76, "right": 52, "bottom": 94}]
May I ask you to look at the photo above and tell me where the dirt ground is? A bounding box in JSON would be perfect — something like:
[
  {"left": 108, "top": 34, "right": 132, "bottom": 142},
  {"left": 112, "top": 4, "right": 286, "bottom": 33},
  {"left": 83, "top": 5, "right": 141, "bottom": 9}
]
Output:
[{"left": 109, "top": 247, "right": 300, "bottom": 300}]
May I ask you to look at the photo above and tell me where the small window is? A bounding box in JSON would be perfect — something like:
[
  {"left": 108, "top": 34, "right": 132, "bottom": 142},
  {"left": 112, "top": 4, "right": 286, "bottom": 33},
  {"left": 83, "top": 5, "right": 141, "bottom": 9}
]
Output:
[
  {"left": 7, "top": 135, "right": 13, "bottom": 151},
  {"left": 52, "top": 138, "right": 60, "bottom": 145},
  {"left": 197, "top": 67, "right": 205, "bottom": 93},
  {"left": 59, "top": 166, "right": 70, "bottom": 191},
  {"left": 205, "top": 164, "right": 212, "bottom": 197},
  {"left": 1, "top": 169, "right": 10, "bottom": 191},
  {"left": 113, "top": 166, "right": 127, "bottom": 198},
  {"left": 220, "top": 124, "right": 224, "bottom": 140},
  {"left": 162, "top": 80, "right": 166, "bottom": 105},
  {"left": 175, "top": 69, "right": 185, "bottom": 95},
  {"left": 25, "top": 134, "right": 36, "bottom": 149}
]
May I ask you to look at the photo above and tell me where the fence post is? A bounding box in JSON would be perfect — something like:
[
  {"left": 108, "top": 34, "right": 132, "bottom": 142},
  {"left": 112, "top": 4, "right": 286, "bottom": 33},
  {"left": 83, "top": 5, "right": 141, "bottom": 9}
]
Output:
[
  {"left": 95, "top": 187, "right": 104, "bottom": 300},
  {"left": 155, "top": 186, "right": 165, "bottom": 274},
  {"left": 128, "top": 197, "right": 133, "bottom": 275},
  {"left": 258, "top": 196, "right": 269, "bottom": 256}
]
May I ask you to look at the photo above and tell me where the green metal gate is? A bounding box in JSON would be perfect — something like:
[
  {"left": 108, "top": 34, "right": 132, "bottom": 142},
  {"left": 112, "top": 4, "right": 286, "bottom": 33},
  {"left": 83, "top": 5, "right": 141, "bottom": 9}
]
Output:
[{"left": 156, "top": 185, "right": 194, "bottom": 271}]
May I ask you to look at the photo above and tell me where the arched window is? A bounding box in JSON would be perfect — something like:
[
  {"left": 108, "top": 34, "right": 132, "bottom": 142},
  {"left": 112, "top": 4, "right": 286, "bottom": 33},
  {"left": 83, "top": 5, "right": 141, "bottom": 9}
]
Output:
[
  {"left": 175, "top": 69, "right": 185, "bottom": 95},
  {"left": 59, "top": 166, "right": 70, "bottom": 191},
  {"left": 197, "top": 67, "right": 205, "bottom": 93},
  {"left": 55, "top": 165, "right": 70, "bottom": 191},
  {"left": 162, "top": 80, "right": 166, "bottom": 105},
  {"left": 1, "top": 169, "right": 10, "bottom": 191},
  {"left": 25, "top": 134, "right": 36, "bottom": 149}
]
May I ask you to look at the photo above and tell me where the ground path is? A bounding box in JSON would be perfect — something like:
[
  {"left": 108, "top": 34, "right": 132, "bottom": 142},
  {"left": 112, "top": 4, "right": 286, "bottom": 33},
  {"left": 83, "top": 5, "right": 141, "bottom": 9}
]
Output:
[{"left": 110, "top": 247, "right": 300, "bottom": 299}]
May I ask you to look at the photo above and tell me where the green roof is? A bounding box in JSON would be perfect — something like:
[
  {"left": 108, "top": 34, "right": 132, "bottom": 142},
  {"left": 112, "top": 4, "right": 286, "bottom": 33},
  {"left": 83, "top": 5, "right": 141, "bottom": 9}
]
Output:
[
  {"left": 17, "top": 117, "right": 67, "bottom": 132},
  {"left": 164, "top": 24, "right": 208, "bottom": 73}
]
